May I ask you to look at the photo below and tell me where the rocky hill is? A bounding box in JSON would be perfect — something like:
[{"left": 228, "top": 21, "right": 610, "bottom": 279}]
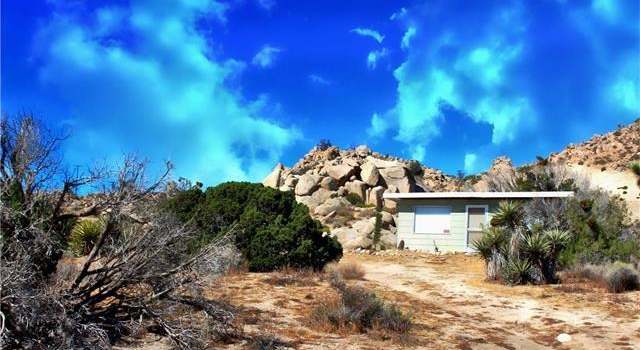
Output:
[
  {"left": 262, "top": 145, "right": 456, "bottom": 250},
  {"left": 548, "top": 119, "right": 640, "bottom": 171}
]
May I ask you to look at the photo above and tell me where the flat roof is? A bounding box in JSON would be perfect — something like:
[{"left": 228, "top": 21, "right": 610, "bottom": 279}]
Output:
[{"left": 383, "top": 191, "right": 574, "bottom": 200}]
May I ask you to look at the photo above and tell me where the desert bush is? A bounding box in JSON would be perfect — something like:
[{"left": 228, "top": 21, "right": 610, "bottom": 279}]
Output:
[
  {"left": 310, "top": 273, "right": 411, "bottom": 334},
  {"left": 606, "top": 264, "right": 640, "bottom": 293},
  {"left": 630, "top": 162, "right": 640, "bottom": 176},
  {"left": 345, "top": 192, "right": 364, "bottom": 206},
  {"left": 263, "top": 267, "right": 319, "bottom": 287},
  {"left": 326, "top": 261, "right": 366, "bottom": 280},
  {"left": 163, "top": 182, "right": 343, "bottom": 272},
  {"left": 249, "top": 334, "right": 292, "bottom": 350},
  {"left": 67, "top": 218, "right": 104, "bottom": 256},
  {"left": 501, "top": 258, "right": 533, "bottom": 285}
]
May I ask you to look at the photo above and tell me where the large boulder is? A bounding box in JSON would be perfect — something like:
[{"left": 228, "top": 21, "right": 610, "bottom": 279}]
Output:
[
  {"left": 295, "top": 174, "right": 321, "bottom": 196},
  {"left": 262, "top": 163, "right": 284, "bottom": 188},
  {"left": 360, "top": 161, "right": 379, "bottom": 186},
  {"left": 326, "top": 164, "right": 355, "bottom": 183},
  {"left": 319, "top": 176, "right": 337, "bottom": 190},
  {"left": 283, "top": 175, "right": 298, "bottom": 188},
  {"left": 355, "top": 145, "right": 371, "bottom": 157},
  {"left": 314, "top": 197, "right": 351, "bottom": 216},
  {"left": 345, "top": 180, "right": 367, "bottom": 201},
  {"left": 352, "top": 218, "right": 375, "bottom": 237},
  {"left": 296, "top": 188, "right": 334, "bottom": 211},
  {"left": 365, "top": 156, "right": 403, "bottom": 169},
  {"left": 366, "top": 185, "right": 385, "bottom": 209},
  {"left": 380, "top": 210, "right": 394, "bottom": 227},
  {"left": 379, "top": 166, "right": 414, "bottom": 192},
  {"left": 378, "top": 229, "right": 397, "bottom": 248},
  {"left": 331, "top": 227, "right": 372, "bottom": 250}
]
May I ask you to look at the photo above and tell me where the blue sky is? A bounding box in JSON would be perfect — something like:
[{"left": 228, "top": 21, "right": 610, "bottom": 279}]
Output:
[{"left": 2, "top": 0, "right": 638, "bottom": 184}]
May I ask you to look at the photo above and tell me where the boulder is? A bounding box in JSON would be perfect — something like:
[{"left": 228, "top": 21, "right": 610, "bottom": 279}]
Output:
[
  {"left": 319, "top": 176, "right": 337, "bottom": 190},
  {"left": 380, "top": 210, "right": 394, "bottom": 227},
  {"left": 352, "top": 218, "right": 375, "bottom": 237},
  {"left": 262, "top": 163, "right": 284, "bottom": 188},
  {"left": 383, "top": 189, "right": 398, "bottom": 212},
  {"left": 311, "top": 188, "right": 334, "bottom": 206},
  {"left": 360, "top": 161, "right": 380, "bottom": 186},
  {"left": 283, "top": 175, "right": 298, "bottom": 188},
  {"left": 379, "top": 166, "right": 414, "bottom": 192},
  {"left": 345, "top": 180, "right": 367, "bottom": 201},
  {"left": 355, "top": 145, "right": 371, "bottom": 157},
  {"left": 295, "top": 174, "right": 321, "bottom": 196},
  {"left": 314, "top": 197, "right": 350, "bottom": 216},
  {"left": 366, "top": 186, "right": 385, "bottom": 209},
  {"left": 365, "top": 156, "right": 403, "bottom": 169},
  {"left": 378, "top": 229, "right": 397, "bottom": 248},
  {"left": 326, "top": 164, "right": 355, "bottom": 183},
  {"left": 331, "top": 227, "right": 372, "bottom": 250},
  {"left": 278, "top": 185, "right": 292, "bottom": 192}
]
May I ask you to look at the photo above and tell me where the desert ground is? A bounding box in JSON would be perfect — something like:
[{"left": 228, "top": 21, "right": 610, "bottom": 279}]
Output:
[{"left": 120, "top": 252, "right": 640, "bottom": 350}]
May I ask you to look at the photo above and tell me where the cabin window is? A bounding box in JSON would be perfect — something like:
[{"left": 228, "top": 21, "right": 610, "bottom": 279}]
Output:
[{"left": 414, "top": 206, "right": 451, "bottom": 234}]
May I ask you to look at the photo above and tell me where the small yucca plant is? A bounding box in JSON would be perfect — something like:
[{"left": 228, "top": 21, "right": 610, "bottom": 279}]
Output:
[
  {"left": 629, "top": 162, "right": 640, "bottom": 176},
  {"left": 501, "top": 258, "right": 533, "bottom": 285},
  {"left": 68, "top": 218, "right": 105, "bottom": 257}
]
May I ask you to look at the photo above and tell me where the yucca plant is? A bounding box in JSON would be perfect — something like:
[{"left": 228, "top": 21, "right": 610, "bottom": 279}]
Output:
[
  {"left": 501, "top": 258, "right": 533, "bottom": 285},
  {"left": 630, "top": 162, "right": 640, "bottom": 176},
  {"left": 68, "top": 218, "right": 105, "bottom": 257},
  {"left": 473, "top": 227, "right": 509, "bottom": 280},
  {"left": 490, "top": 201, "right": 524, "bottom": 230}
]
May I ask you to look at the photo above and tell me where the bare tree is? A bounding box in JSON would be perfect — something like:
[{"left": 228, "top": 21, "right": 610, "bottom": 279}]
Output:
[{"left": 1, "top": 114, "right": 242, "bottom": 349}]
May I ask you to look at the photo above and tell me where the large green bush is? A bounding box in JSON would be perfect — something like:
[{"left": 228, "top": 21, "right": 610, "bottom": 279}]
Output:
[{"left": 163, "top": 182, "right": 342, "bottom": 271}]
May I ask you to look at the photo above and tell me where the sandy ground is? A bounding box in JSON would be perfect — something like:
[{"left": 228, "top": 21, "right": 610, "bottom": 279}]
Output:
[{"left": 119, "top": 252, "right": 640, "bottom": 349}]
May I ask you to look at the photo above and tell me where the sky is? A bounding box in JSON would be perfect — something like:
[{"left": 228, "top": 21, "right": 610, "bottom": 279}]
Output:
[{"left": 2, "top": 0, "right": 639, "bottom": 185}]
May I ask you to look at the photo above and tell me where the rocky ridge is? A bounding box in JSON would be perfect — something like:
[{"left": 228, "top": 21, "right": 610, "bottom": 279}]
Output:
[{"left": 262, "top": 145, "right": 456, "bottom": 250}]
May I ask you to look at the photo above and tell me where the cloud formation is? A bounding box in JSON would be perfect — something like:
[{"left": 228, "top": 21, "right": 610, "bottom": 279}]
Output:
[
  {"left": 370, "top": 0, "right": 638, "bottom": 167},
  {"left": 351, "top": 27, "right": 384, "bottom": 43},
  {"left": 252, "top": 45, "right": 282, "bottom": 68},
  {"left": 367, "top": 48, "right": 388, "bottom": 69},
  {"left": 36, "top": 0, "right": 300, "bottom": 184},
  {"left": 308, "top": 74, "right": 331, "bottom": 86}
]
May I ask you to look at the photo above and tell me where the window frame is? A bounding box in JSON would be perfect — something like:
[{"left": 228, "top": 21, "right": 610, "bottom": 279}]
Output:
[{"left": 412, "top": 205, "right": 452, "bottom": 235}]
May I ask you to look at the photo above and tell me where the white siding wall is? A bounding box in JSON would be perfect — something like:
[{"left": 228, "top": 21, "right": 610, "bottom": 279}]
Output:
[{"left": 396, "top": 199, "right": 499, "bottom": 252}]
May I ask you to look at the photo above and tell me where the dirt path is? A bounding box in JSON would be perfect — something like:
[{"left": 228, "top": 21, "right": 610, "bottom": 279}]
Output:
[{"left": 357, "top": 257, "right": 640, "bottom": 349}]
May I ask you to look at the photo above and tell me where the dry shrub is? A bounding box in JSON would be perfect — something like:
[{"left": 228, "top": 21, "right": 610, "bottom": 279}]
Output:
[
  {"left": 309, "top": 272, "right": 411, "bottom": 337},
  {"left": 249, "top": 334, "right": 293, "bottom": 350},
  {"left": 325, "top": 261, "right": 366, "bottom": 280},
  {"left": 263, "top": 267, "right": 320, "bottom": 287},
  {"left": 561, "top": 262, "right": 640, "bottom": 293}
]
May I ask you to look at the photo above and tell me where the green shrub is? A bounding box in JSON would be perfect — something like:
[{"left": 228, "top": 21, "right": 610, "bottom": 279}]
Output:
[
  {"left": 606, "top": 265, "right": 640, "bottom": 293},
  {"left": 372, "top": 211, "right": 382, "bottom": 246},
  {"left": 163, "top": 182, "right": 342, "bottom": 272},
  {"left": 630, "top": 162, "right": 640, "bottom": 176},
  {"left": 345, "top": 193, "right": 364, "bottom": 206},
  {"left": 68, "top": 219, "right": 104, "bottom": 256}
]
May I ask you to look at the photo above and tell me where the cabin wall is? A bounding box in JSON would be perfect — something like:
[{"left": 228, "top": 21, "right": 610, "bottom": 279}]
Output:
[{"left": 396, "top": 198, "right": 501, "bottom": 252}]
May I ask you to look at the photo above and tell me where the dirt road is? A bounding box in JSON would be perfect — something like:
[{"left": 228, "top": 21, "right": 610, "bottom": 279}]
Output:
[{"left": 356, "top": 256, "right": 640, "bottom": 349}]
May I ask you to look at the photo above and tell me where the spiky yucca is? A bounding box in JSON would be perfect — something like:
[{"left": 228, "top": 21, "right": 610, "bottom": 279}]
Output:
[
  {"left": 490, "top": 201, "right": 524, "bottom": 229},
  {"left": 68, "top": 218, "right": 105, "bottom": 257}
]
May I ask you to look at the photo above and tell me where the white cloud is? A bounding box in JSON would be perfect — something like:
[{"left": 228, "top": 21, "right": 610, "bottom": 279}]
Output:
[
  {"left": 37, "top": 0, "right": 300, "bottom": 184},
  {"left": 401, "top": 26, "right": 416, "bottom": 49},
  {"left": 390, "top": 7, "right": 407, "bottom": 21},
  {"left": 464, "top": 153, "right": 477, "bottom": 174},
  {"left": 257, "top": 0, "right": 276, "bottom": 11},
  {"left": 308, "top": 74, "right": 331, "bottom": 86},
  {"left": 252, "top": 45, "right": 282, "bottom": 68},
  {"left": 351, "top": 27, "right": 385, "bottom": 43},
  {"left": 367, "top": 48, "right": 389, "bottom": 69},
  {"left": 367, "top": 112, "right": 390, "bottom": 138}
]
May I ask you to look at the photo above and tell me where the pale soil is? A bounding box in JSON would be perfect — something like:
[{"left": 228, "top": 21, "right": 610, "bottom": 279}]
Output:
[{"left": 119, "top": 252, "right": 640, "bottom": 349}]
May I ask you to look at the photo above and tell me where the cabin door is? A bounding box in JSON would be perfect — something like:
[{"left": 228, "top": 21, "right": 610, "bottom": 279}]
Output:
[{"left": 466, "top": 206, "right": 488, "bottom": 248}]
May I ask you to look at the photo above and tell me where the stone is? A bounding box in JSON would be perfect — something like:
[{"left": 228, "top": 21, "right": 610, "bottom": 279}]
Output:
[
  {"left": 556, "top": 334, "right": 571, "bottom": 343},
  {"left": 365, "top": 156, "right": 403, "bottom": 169},
  {"left": 319, "top": 176, "right": 337, "bottom": 190},
  {"left": 262, "top": 163, "right": 284, "bottom": 188},
  {"left": 352, "top": 218, "right": 375, "bottom": 237},
  {"left": 314, "top": 197, "right": 350, "bottom": 216},
  {"left": 331, "top": 227, "right": 372, "bottom": 250},
  {"left": 355, "top": 145, "right": 371, "bottom": 157},
  {"left": 337, "top": 186, "right": 346, "bottom": 196},
  {"left": 366, "top": 186, "right": 385, "bottom": 209},
  {"left": 379, "top": 166, "right": 413, "bottom": 192},
  {"left": 294, "top": 174, "right": 321, "bottom": 196},
  {"left": 311, "top": 188, "right": 334, "bottom": 206},
  {"left": 380, "top": 210, "right": 394, "bottom": 227},
  {"left": 379, "top": 229, "right": 397, "bottom": 248},
  {"left": 360, "top": 161, "right": 380, "bottom": 186},
  {"left": 283, "top": 175, "right": 298, "bottom": 187},
  {"left": 326, "top": 164, "right": 355, "bottom": 183},
  {"left": 345, "top": 180, "right": 367, "bottom": 201},
  {"left": 278, "top": 185, "right": 292, "bottom": 192}
]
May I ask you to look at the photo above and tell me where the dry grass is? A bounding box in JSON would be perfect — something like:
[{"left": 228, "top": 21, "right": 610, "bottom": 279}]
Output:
[
  {"left": 262, "top": 267, "right": 321, "bottom": 287},
  {"left": 325, "top": 261, "right": 366, "bottom": 280}
]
